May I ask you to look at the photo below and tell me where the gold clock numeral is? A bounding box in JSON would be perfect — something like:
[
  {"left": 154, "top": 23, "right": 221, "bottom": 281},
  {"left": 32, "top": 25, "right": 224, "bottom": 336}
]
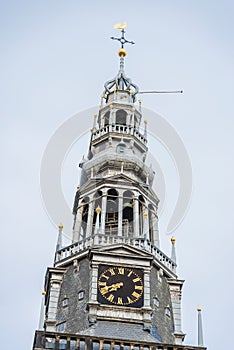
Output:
[
  {"left": 127, "top": 270, "right": 133, "bottom": 277},
  {"left": 127, "top": 296, "right": 132, "bottom": 304},
  {"left": 102, "top": 274, "right": 109, "bottom": 280},
  {"left": 98, "top": 281, "right": 107, "bottom": 286},
  {"left": 118, "top": 267, "right": 124, "bottom": 275},
  {"left": 107, "top": 294, "right": 114, "bottom": 302},
  {"left": 135, "top": 285, "right": 143, "bottom": 291},
  {"left": 117, "top": 297, "right": 123, "bottom": 305},
  {"left": 132, "top": 291, "right": 140, "bottom": 299},
  {"left": 109, "top": 268, "right": 115, "bottom": 276},
  {"left": 132, "top": 277, "right": 141, "bottom": 283},
  {"left": 100, "top": 287, "right": 109, "bottom": 295}
]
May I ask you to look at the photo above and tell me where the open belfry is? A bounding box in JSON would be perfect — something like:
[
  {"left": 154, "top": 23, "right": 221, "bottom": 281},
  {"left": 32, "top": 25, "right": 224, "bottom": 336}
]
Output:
[{"left": 32, "top": 25, "right": 206, "bottom": 350}]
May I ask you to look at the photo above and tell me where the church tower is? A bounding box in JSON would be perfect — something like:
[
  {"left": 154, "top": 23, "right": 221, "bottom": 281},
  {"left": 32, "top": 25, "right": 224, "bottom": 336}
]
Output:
[{"left": 32, "top": 26, "right": 206, "bottom": 350}]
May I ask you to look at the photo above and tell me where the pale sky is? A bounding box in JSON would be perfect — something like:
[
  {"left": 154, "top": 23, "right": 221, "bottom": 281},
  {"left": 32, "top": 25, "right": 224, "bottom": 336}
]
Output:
[{"left": 1, "top": 1, "right": 234, "bottom": 349}]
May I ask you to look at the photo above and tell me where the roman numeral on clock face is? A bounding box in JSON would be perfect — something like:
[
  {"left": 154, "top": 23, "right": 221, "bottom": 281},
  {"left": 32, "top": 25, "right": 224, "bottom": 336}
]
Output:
[
  {"left": 117, "top": 297, "right": 123, "bottom": 305},
  {"left": 107, "top": 294, "right": 114, "bottom": 302},
  {"left": 132, "top": 291, "right": 140, "bottom": 299},
  {"left": 135, "top": 285, "right": 143, "bottom": 291}
]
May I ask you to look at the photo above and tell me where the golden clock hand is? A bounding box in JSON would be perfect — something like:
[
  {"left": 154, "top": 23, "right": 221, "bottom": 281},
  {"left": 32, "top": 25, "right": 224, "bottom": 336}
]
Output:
[{"left": 109, "top": 282, "right": 124, "bottom": 292}]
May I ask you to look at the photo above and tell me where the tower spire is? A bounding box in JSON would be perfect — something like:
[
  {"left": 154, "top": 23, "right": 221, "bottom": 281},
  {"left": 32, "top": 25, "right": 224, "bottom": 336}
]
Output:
[
  {"left": 104, "top": 23, "right": 139, "bottom": 101},
  {"left": 197, "top": 306, "right": 204, "bottom": 347},
  {"left": 171, "top": 236, "right": 176, "bottom": 263},
  {"left": 56, "top": 223, "right": 63, "bottom": 252}
]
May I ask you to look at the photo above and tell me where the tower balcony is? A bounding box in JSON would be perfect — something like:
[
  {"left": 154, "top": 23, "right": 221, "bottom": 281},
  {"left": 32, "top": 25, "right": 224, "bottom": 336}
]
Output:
[
  {"left": 92, "top": 124, "right": 147, "bottom": 145},
  {"left": 33, "top": 330, "right": 206, "bottom": 350},
  {"left": 54, "top": 233, "right": 176, "bottom": 274}
]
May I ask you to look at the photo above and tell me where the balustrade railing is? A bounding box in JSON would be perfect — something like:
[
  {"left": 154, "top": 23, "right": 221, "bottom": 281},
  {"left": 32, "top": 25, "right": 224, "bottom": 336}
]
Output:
[
  {"left": 55, "top": 233, "right": 176, "bottom": 273},
  {"left": 33, "top": 331, "right": 206, "bottom": 350},
  {"left": 92, "top": 124, "right": 147, "bottom": 144}
]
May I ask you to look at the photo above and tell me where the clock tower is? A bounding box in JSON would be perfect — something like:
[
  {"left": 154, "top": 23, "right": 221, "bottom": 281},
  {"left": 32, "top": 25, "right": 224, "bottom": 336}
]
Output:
[{"left": 32, "top": 27, "right": 206, "bottom": 350}]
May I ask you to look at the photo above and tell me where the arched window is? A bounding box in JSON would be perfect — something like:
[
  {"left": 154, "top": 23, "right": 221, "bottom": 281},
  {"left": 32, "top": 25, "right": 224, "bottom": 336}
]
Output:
[
  {"left": 106, "top": 189, "right": 119, "bottom": 234},
  {"left": 80, "top": 197, "right": 89, "bottom": 239},
  {"left": 123, "top": 191, "right": 134, "bottom": 236},
  {"left": 93, "top": 190, "right": 102, "bottom": 234},
  {"left": 116, "top": 109, "right": 127, "bottom": 125},
  {"left": 104, "top": 111, "right": 110, "bottom": 126},
  {"left": 139, "top": 195, "right": 145, "bottom": 236},
  {"left": 148, "top": 204, "right": 154, "bottom": 242}
]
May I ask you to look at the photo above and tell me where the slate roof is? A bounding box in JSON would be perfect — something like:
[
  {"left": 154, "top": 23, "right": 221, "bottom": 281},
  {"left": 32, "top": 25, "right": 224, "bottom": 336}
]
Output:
[{"left": 80, "top": 321, "right": 162, "bottom": 343}]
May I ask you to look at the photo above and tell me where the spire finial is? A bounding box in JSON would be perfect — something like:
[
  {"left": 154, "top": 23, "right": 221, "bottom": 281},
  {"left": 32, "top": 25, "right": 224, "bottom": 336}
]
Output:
[
  {"left": 197, "top": 306, "right": 204, "bottom": 347},
  {"left": 111, "top": 22, "right": 135, "bottom": 53},
  {"left": 170, "top": 236, "right": 176, "bottom": 264},
  {"left": 103, "top": 24, "right": 139, "bottom": 101},
  {"left": 56, "top": 223, "right": 63, "bottom": 252}
]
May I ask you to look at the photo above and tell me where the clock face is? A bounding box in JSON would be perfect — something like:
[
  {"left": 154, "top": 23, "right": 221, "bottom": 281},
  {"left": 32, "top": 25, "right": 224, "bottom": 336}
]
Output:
[{"left": 97, "top": 265, "right": 144, "bottom": 308}]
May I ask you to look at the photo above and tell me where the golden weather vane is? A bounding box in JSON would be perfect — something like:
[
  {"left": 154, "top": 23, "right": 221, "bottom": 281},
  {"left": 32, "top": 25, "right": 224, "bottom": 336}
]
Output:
[{"left": 111, "top": 21, "right": 135, "bottom": 49}]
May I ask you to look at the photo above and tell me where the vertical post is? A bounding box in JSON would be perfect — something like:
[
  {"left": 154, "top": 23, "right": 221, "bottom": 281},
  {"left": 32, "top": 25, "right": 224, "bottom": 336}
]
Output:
[
  {"left": 93, "top": 114, "right": 97, "bottom": 131},
  {"left": 133, "top": 195, "right": 139, "bottom": 236},
  {"left": 171, "top": 237, "right": 176, "bottom": 263},
  {"left": 56, "top": 224, "right": 63, "bottom": 251},
  {"left": 72, "top": 205, "right": 84, "bottom": 243},
  {"left": 38, "top": 290, "right": 46, "bottom": 330},
  {"left": 143, "top": 207, "right": 149, "bottom": 240},
  {"left": 152, "top": 214, "right": 160, "bottom": 247},
  {"left": 100, "top": 190, "right": 107, "bottom": 234},
  {"left": 118, "top": 190, "right": 123, "bottom": 236},
  {"left": 86, "top": 195, "right": 94, "bottom": 238},
  {"left": 94, "top": 206, "right": 101, "bottom": 234},
  {"left": 198, "top": 307, "right": 204, "bottom": 347}
]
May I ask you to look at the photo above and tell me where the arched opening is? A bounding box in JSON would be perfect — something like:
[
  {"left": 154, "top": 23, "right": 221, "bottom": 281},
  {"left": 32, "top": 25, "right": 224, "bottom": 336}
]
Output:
[
  {"left": 139, "top": 195, "right": 145, "bottom": 236},
  {"left": 104, "top": 111, "right": 110, "bottom": 126},
  {"left": 123, "top": 190, "right": 134, "bottom": 236},
  {"left": 106, "top": 189, "right": 119, "bottom": 235},
  {"left": 80, "top": 196, "right": 89, "bottom": 240},
  {"left": 92, "top": 190, "right": 102, "bottom": 234},
  {"left": 116, "top": 109, "right": 127, "bottom": 125},
  {"left": 148, "top": 204, "right": 154, "bottom": 242}
]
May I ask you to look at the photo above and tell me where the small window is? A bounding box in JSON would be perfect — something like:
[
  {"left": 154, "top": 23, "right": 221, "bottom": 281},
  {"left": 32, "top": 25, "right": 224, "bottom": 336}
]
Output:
[
  {"left": 62, "top": 298, "right": 68, "bottom": 307},
  {"left": 78, "top": 290, "right": 85, "bottom": 300},
  {"left": 103, "top": 342, "right": 111, "bottom": 350},
  {"left": 56, "top": 322, "right": 65, "bottom": 332},
  {"left": 117, "top": 145, "right": 126, "bottom": 153},
  {"left": 92, "top": 341, "right": 100, "bottom": 350},
  {"left": 79, "top": 340, "right": 85, "bottom": 350},
  {"left": 153, "top": 296, "right": 159, "bottom": 307},
  {"left": 123, "top": 346, "right": 130, "bottom": 350},
  {"left": 59, "top": 339, "right": 67, "bottom": 350},
  {"left": 113, "top": 344, "right": 120, "bottom": 350},
  {"left": 165, "top": 306, "right": 171, "bottom": 317},
  {"left": 70, "top": 340, "right": 76, "bottom": 350},
  {"left": 45, "top": 338, "right": 55, "bottom": 349}
]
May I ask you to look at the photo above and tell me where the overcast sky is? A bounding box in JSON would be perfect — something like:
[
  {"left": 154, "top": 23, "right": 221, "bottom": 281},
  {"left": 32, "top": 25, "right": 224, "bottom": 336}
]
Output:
[{"left": 1, "top": 1, "right": 234, "bottom": 350}]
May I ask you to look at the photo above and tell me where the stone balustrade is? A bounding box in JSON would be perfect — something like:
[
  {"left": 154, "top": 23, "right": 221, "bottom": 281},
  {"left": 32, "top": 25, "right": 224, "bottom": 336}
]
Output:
[
  {"left": 92, "top": 124, "right": 147, "bottom": 144},
  {"left": 33, "top": 331, "right": 206, "bottom": 350},
  {"left": 55, "top": 234, "right": 176, "bottom": 273}
]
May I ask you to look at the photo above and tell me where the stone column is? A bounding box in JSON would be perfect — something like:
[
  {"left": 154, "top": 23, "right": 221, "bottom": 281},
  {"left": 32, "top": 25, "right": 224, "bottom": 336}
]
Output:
[
  {"left": 168, "top": 280, "right": 185, "bottom": 345},
  {"left": 143, "top": 206, "right": 149, "bottom": 240},
  {"left": 100, "top": 189, "right": 107, "bottom": 234},
  {"left": 133, "top": 196, "right": 139, "bottom": 236},
  {"left": 94, "top": 206, "right": 101, "bottom": 234},
  {"left": 45, "top": 271, "right": 64, "bottom": 332},
  {"left": 143, "top": 268, "right": 152, "bottom": 331},
  {"left": 118, "top": 190, "right": 123, "bottom": 236},
  {"left": 72, "top": 205, "right": 84, "bottom": 243},
  {"left": 152, "top": 213, "right": 160, "bottom": 247},
  {"left": 86, "top": 195, "right": 94, "bottom": 238}
]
